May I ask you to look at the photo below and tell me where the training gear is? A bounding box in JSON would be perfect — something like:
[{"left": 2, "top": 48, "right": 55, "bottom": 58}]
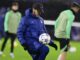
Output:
[
  {"left": 4, "top": 10, "right": 21, "bottom": 33},
  {"left": 0, "top": 51, "right": 3, "bottom": 56},
  {"left": 55, "top": 10, "right": 75, "bottom": 39},
  {"left": 10, "top": 53, "right": 14, "bottom": 58}
]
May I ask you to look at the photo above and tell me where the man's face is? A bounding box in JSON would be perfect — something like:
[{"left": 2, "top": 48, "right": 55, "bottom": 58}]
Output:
[
  {"left": 74, "top": 7, "right": 80, "bottom": 13},
  {"left": 37, "top": 6, "right": 44, "bottom": 15},
  {"left": 32, "top": 9, "right": 39, "bottom": 16},
  {"left": 33, "top": 8, "right": 42, "bottom": 16},
  {"left": 12, "top": 5, "right": 19, "bottom": 11},
  {"left": 37, "top": 9, "right": 44, "bottom": 15}
]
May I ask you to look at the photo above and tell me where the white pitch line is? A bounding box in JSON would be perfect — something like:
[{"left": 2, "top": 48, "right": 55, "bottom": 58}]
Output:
[{"left": 44, "top": 20, "right": 80, "bottom": 27}]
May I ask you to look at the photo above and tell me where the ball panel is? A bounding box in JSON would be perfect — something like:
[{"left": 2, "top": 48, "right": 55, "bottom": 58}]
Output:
[{"left": 39, "top": 33, "right": 51, "bottom": 44}]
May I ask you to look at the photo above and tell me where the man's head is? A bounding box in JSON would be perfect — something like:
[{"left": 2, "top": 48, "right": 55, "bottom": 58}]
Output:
[
  {"left": 11, "top": 2, "right": 19, "bottom": 11},
  {"left": 32, "top": 3, "right": 44, "bottom": 16},
  {"left": 71, "top": 2, "right": 80, "bottom": 13}
]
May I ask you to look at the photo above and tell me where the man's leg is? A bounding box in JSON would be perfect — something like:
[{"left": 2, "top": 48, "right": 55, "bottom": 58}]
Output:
[
  {"left": 10, "top": 34, "right": 16, "bottom": 53},
  {"left": 28, "top": 50, "right": 39, "bottom": 60},
  {"left": 0, "top": 33, "right": 9, "bottom": 55},
  {"left": 33, "top": 46, "right": 49, "bottom": 60},
  {"left": 58, "top": 52, "right": 67, "bottom": 60},
  {"left": 57, "top": 39, "right": 70, "bottom": 60},
  {"left": 30, "top": 54, "right": 38, "bottom": 60},
  {"left": 28, "top": 46, "right": 49, "bottom": 60},
  {"left": 10, "top": 34, "right": 16, "bottom": 58},
  {"left": 1, "top": 37, "right": 8, "bottom": 51}
]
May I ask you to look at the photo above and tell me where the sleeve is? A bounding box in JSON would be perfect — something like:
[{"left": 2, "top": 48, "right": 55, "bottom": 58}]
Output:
[
  {"left": 55, "top": 12, "right": 67, "bottom": 30},
  {"left": 19, "top": 12, "right": 22, "bottom": 21},
  {"left": 4, "top": 12, "right": 10, "bottom": 32},
  {"left": 17, "top": 17, "right": 28, "bottom": 45},
  {"left": 66, "top": 16, "right": 75, "bottom": 36}
]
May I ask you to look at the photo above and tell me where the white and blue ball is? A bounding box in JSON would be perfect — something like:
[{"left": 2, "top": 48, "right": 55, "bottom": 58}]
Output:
[{"left": 39, "top": 33, "right": 51, "bottom": 44}]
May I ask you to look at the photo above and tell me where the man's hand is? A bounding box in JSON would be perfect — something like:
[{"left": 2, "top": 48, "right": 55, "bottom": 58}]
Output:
[
  {"left": 22, "top": 43, "right": 28, "bottom": 50},
  {"left": 52, "top": 43, "right": 58, "bottom": 50},
  {"left": 49, "top": 40, "right": 58, "bottom": 50}
]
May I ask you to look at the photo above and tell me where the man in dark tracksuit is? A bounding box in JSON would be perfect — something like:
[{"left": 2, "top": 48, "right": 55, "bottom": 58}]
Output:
[
  {"left": 17, "top": 3, "right": 57, "bottom": 60},
  {"left": 0, "top": 7, "right": 7, "bottom": 39}
]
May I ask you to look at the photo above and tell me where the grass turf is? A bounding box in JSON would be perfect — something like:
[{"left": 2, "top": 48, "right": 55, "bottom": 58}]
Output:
[{"left": 0, "top": 39, "right": 80, "bottom": 60}]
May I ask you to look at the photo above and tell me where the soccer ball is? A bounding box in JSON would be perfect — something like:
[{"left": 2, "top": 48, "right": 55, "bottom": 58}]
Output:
[
  {"left": 69, "top": 47, "right": 77, "bottom": 53},
  {"left": 39, "top": 33, "right": 51, "bottom": 44}
]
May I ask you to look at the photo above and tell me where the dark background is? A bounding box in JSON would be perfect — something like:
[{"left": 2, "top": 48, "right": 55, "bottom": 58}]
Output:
[
  {"left": 0, "top": 0, "right": 80, "bottom": 40},
  {"left": 0, "top": 0, "right": 80, "bottom": 22}
]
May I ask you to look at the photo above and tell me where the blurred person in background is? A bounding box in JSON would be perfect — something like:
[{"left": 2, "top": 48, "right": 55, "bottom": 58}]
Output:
[
  {"left": 17, "top": 3, "right": 57, "bottom": 60},
  {"left": 0, "top": 7, "right": 7, "bottom": 39},
  {"left": 54, "top": 2, "right": 80, "bottom": 60},
  {"left": 72, "top": 27, "right": 80, "bottom": 40},
  {"left": 0, "top": 1, "right": 21, "bottom": 58}
]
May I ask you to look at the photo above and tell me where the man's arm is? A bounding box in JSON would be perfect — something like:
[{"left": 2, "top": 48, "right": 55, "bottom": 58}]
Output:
[
  {"left": 42, "top": 19, "right": 58, "bottom": 50},
  {"left": 18, "top": 12, "right": 22, "bottom": 22},
  {"left": 17, "top": 17, "right": 28, "bottom": 46},
  {"left": 55, "top": 11, "right": 67, "bottom": 30},
  {"left": 4, "top": 12, "right": 10, "bottom": 32},
  {"left": 66, "top": 17, "right": 75, "bottom": 37}
]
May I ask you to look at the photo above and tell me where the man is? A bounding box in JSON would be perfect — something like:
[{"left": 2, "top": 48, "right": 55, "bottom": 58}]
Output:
[
  {"left": 54, "top": 2, "right": 80, "bottom": 60},
  {"left": 17, "top": 3, "right": 57, "bottom": 60},
  {"left": 0, "top": 7, "right": 7, "bottom": 39},
  {"left": 0, "top": 1, "right": 21, "bottom": 58}
]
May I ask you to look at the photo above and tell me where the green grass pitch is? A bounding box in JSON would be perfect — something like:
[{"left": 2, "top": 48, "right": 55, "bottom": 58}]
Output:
[{"left": 0, "top": 39, "right": 80, "bottom": 60}]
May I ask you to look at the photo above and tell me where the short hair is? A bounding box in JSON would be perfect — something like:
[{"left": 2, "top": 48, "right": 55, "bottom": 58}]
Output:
[
  {"left": 72, "top": 2, "right": 80, "bottom": 8},
  {"left": 32, "top": 3, "right": 44, "bottom": 13},
  {"left": 32, "top": 3, "right": 43, "bottom": 10},
  {"left": 11, "top": 1, "right": 19, "bottom": 6}
]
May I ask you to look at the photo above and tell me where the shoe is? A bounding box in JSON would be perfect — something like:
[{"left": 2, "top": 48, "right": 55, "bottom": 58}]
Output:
[
  {"left": 10, "top": 53, "right": 14, "bottom": 58},
  {"left": 0, "top": 51, "right": 3, "bottom": 56}
]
